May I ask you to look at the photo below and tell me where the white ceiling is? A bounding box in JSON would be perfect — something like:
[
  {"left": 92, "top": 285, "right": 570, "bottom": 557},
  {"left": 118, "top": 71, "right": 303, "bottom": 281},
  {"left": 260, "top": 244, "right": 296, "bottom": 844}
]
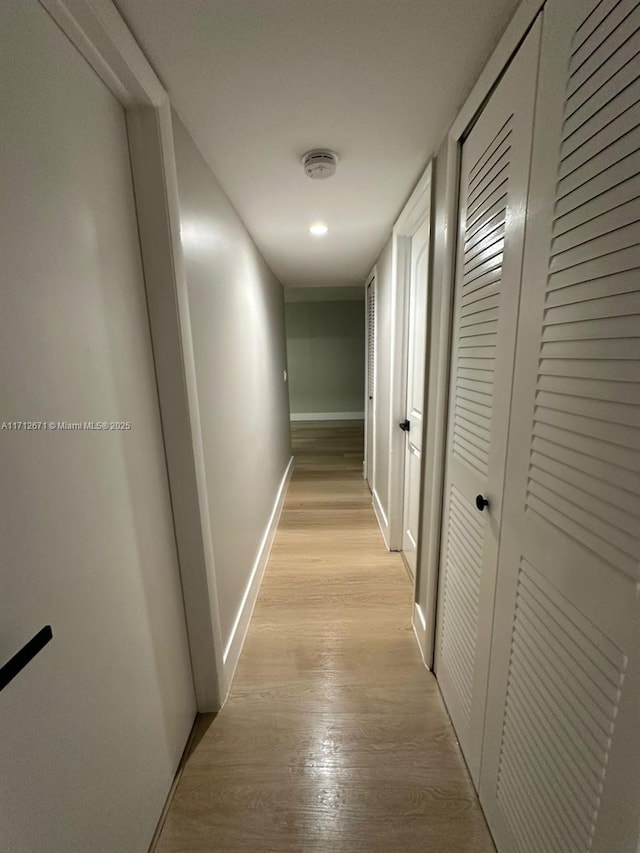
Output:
[{"left": 115, "top": 0, "right": 521, "bottom": 288}]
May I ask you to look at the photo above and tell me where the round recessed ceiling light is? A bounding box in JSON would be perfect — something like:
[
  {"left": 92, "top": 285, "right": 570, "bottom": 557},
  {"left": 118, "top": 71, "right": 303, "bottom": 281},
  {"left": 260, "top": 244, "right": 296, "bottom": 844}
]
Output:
[{"left": 309, "top": 223, "right": 328, "bottom": 236}]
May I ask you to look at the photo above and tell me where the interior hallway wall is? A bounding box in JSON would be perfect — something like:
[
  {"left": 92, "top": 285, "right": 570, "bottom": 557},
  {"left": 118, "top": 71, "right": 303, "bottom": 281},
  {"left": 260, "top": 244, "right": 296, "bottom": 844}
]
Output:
[
  {"left": 172, "top": 114, "right": 292, "bottom": 659},
  {"left": 285, "top": 298, "right": 365, "bottom": 419}
]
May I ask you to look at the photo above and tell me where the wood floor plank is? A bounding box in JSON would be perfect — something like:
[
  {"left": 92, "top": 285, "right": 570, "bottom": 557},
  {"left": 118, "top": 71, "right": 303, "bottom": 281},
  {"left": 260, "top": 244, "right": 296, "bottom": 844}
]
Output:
[
  {"left": 180, "top": 710, "right": 467, "bottom": 773},
  {"left": 155, "top": 421, "right": 495, "bottom": 853}
]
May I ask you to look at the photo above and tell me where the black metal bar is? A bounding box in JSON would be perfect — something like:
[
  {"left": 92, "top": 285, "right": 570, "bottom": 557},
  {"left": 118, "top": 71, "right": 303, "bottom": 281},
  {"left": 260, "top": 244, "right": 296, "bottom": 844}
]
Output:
[{"left": 0, "top": 626, "right": 53, "bottom": 692}]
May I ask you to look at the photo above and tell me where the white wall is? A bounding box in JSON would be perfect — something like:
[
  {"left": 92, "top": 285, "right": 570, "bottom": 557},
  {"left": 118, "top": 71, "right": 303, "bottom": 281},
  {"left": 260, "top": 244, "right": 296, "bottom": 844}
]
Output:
[
  {"left": 370, "top": 238, "right": 394, "bottom": 535},
  {"left": 285, "top": 299, "right": 365, "bottom": 418},
  {"left": 172, "top": 115, "right": 292, "bottom": 674},
  {"left": 0, "top": 3, "right": 196, "bottom": 851}
]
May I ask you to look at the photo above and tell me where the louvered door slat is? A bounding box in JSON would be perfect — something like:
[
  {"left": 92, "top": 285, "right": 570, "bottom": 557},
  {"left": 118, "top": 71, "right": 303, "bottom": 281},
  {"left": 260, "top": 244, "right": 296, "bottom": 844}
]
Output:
[
  {"left": 468, "top": 117, "right": 513, "bottom": 181},
  {"left": 468, "top": 157, "right": 511, "bottom": 211},
  {"left": 464, "top": 231, "right": 506, "bottom": 265},
  {"left": 461, "top": 277, "right": 502, "bottom": 305},
  {"left": 367, "top": 282, "right": 375, "bottom": 400},
  {"left": 551, "top": 197, "right": 640, "bottom": 253},
  {"left": 537, "top": 372, "right": 640, "bottom": 403},
  {"left": 532, "top": 433, "right": 639, "bottom": 492},
  {"left": 567, "top": 44, "right": 640, "bottom": 122},
  {"left": 466, "top": 197, "right": 510, "bottom": 241},
  {"left": 535, "top": 389, "right": 638, "bottom": 424},
  {"left": 565, "top": 46, "right": 639, "bottom": 124},
  {"left": 573, "top": 0, "right": 638, "bottom": 65},
  {"left": 559, "top": 124, "right": 640, "bottom": 193},
  {"left": 550, "top": 218, "right": 640, "bottom": 270},
  {"left": 554, "top": 173, "right": 640, "bottom": 232},
  {"left": 555, "top": 154, "right": 640, "bottom": 217}
]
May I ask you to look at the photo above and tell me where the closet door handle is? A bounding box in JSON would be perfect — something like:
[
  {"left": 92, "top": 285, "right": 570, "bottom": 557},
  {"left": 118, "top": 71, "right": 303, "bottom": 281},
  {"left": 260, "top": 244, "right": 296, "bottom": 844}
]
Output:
[
  {"left": 475, "top": 494, "right": 489, "bottom": 512},
  {"left": 399, "top": 420, "right": 410, "bottom": 432},
  {"left": 0, "top": 626, "right": 53, "bottom": 692}
]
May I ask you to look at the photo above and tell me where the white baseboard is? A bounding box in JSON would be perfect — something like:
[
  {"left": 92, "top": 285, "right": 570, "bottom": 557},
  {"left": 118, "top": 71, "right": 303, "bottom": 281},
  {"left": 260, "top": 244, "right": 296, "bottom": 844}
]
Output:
[
  {"left": 222, "top": 456, "right": 294, "bottom": 686},
  {"left": 412, "top": 602, "right": 431, "bottom": 670},
  {"left": 290, "top": 411, "right": 364, "bottom": 421},
  {"left": 372, "top": 489, "right": 390, "bottom": 550}
]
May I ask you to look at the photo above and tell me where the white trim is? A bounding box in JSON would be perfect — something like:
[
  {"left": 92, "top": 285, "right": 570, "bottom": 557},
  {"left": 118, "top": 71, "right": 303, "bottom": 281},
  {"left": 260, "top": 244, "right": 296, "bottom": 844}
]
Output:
[
  {"left": 395, "top": 166, "right": 433, "bottom": 234},
  {"left": 412, "top": 602, "right": 430, "bottom": 669},
  {"left": 415, "top": 135, "right": 459, "bottom": 673},
  {"left": 388, "top": 162, "right": 432, "bottom": 554},
  {"left": 451, "top": 0, "right": 545, "bottom": 139},
  {"left": 372, "top": 489, "right": 390, "bottom": 549},
  {"left": 222, "top": 457, "right": 294, "bottom": 686},
  {"left": 39, "top": 0, "right": 166, "bottom": 106},
  {"left": 387, "top": 234, "right": 409, "bottom": 550},
  {"left": 39, "top": 0, "right": 227, "bottom": 710},
  {"left": 290, "top": 411, "right": 364, "bottom": 421}
]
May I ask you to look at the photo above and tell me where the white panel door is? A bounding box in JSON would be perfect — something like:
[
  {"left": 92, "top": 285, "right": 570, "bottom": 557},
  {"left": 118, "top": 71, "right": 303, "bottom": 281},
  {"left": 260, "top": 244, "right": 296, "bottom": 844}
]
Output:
[
  {"left": 401, "top": 216, "right": 430, "bottom": 576},
  {"left": 0, "top": 3, "right": 195, "bottom": 850},
  {"left": 480, "top": 1, "right": 640, "bottom": 850},
  {"left": 434, "top": 19, "right": 541, "bottom": 785}
]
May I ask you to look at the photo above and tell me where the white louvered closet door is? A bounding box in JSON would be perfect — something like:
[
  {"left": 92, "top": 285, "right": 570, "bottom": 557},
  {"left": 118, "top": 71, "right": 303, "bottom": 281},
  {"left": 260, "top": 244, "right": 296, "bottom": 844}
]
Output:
[
  {"left": 480, "top": 1, "right": 640, "bottom": 851},
  {"left": 434, "top": 18, "right": 541, "bottom": 787}
]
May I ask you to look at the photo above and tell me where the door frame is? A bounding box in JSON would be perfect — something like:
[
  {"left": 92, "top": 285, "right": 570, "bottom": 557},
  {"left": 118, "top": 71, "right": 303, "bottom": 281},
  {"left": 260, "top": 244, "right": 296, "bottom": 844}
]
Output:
[
  {"left": 412, "top": 0, "right": 547, "bottom": 670},
  {"left": 39, "top": 0, "right": 226, "bottom": 711},
  {"left": 387, "top": 163, "right": 432, "bottom": 556},
  {"left": 363, "top": 267, "right": 377, "bottom": 489}
]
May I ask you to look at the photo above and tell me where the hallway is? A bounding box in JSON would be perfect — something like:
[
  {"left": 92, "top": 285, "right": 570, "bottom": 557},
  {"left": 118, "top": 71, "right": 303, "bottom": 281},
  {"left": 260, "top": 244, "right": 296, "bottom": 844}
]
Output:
[{"left": 155, "top": 423, "right": 495, "bottom": 852}]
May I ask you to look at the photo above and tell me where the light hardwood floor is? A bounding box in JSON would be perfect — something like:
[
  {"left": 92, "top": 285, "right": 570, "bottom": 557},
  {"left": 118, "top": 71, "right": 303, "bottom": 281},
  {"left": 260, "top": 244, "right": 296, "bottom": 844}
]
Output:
[{"left": 155, "top": 421, "right": 496, "bottom": 852}]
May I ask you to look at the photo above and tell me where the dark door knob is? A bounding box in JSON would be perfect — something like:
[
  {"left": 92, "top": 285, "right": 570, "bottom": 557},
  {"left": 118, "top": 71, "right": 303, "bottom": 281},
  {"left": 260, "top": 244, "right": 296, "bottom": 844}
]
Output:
[
  {"left": 399, "top": 419, "right": 410, "bottom": 432},
  {"left": 475, "top": 494, "right": 489, "bottom": 512}
]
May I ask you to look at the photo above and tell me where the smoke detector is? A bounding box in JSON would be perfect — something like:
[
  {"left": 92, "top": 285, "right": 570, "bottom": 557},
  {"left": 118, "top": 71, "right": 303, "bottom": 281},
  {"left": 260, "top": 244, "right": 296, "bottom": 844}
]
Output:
[{"left": 302, "top": 149, "right": 338, "bottom": 180}]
